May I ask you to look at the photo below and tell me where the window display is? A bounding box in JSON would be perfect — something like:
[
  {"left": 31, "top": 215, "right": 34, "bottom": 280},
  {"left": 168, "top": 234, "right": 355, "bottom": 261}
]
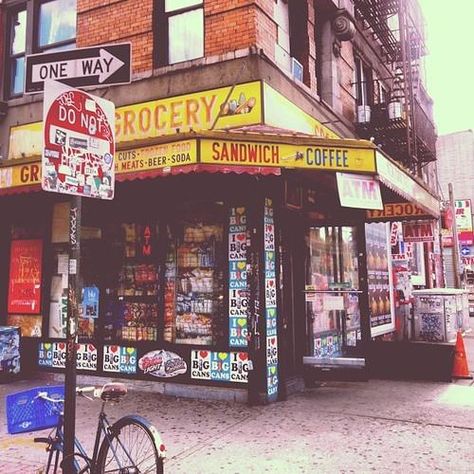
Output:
[
  {"left": 305, "top": 226, "right": 361, "bottom": 357},
  {"left": 164, "top": 204, "right": 225, "bottom": 346},
  {"left": 365, "top": 222, "right": 395, "bottom": 337},
  {"left": 104, "top": 223, "right": 160, "bottom": 342}
]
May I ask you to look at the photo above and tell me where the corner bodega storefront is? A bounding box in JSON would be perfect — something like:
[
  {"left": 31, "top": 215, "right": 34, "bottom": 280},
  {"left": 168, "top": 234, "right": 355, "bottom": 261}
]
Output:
[
  {"left": 1, "top": 128, "right": 383, "bottom": 402},
  {"left": 1, "top": 80, "right": 440, "bottom": 399}
]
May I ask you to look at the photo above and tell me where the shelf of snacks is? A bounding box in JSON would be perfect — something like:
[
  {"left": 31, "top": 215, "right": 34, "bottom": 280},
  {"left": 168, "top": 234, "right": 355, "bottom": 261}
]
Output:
[
  {"left": 165, "top": 215, "right": 225, "bottom": 346},
  {"left": 104, "top": 223, "right": 160, "bottom": 343}
]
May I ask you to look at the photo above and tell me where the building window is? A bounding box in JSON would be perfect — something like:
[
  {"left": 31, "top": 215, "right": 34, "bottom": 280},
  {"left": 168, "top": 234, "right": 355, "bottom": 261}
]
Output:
[
  {"left": 38, "top": 0, "right": 76, "bottom": 51},
  {"left": 8, "top": 8, "right": 27, "bottom": 96},
  {"left": 5, "top": 0, "right": 76, "bottom": 97},
  {"left": 156, "top": 0, "right": 204, "bottom": 66},
  {"left": 354, "top": 57, "right": 374, "bottom": 106}
]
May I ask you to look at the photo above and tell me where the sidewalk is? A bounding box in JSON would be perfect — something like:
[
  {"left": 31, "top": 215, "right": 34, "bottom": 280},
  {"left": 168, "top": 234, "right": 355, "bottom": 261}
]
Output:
[{"left": 1, "top": 333, "right": 474, "bottom": 473}]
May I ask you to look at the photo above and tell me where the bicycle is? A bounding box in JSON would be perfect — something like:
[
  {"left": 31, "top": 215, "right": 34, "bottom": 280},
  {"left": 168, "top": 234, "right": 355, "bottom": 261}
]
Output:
[{"left": 7, "top": 382, "right": 165, "bottom": 473}]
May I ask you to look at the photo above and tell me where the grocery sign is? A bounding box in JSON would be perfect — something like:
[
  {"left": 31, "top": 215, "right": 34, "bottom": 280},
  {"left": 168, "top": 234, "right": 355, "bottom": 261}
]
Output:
[{"left": 42, "top": 81, "right": 115, "bottom": 199}]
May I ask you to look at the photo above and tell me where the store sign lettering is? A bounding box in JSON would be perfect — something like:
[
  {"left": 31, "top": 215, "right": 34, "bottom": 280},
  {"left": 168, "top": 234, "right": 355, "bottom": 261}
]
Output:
[
  {"left": 336, "top": 172, "right": 383, "bottom": 210},
  {"left": 190, "top": 350, "right": 248, "bottom": 383},
  {"left": 114, "top": 140, "right": 197, "bottom": 174},
  {"left": 103, "top": 345, "right": 137, "bottom": 374},
  {"left": 116, "top": 96, "right": 216, "bottom": 138},
  {"left": 201, "top": 139, "right": 376, "bottom": 172},
  {"left": 402, "top": 221, "right": 435, "bottom": 242},
  {"left": 264, "top": 198, "right": 279, "bottom": 402},
  {"left": 367, "top": 203, "right": 428, "bottom": 220},
  {"left": 228, "top": 207, "right": 248, "bottom": 347}
]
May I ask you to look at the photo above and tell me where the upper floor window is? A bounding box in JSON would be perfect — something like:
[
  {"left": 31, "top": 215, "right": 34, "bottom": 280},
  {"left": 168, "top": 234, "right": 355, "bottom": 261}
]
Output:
[
  {"left": 6, "top": 0, "right": 76, "bottom": 98},
  {"left": 354, "top": 57, "right": 374, "bottom": 106},
  {"left": 8, "top": 8, "right": 27, "bottom": 96},
  {"left": 156, "top": 0, "right": 204, "bottom": 66}
]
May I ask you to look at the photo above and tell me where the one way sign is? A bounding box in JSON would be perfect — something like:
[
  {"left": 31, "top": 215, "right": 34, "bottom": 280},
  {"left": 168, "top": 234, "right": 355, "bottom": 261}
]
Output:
[{"left": 25, "top": 43, "right": 131, "bottom": 94}]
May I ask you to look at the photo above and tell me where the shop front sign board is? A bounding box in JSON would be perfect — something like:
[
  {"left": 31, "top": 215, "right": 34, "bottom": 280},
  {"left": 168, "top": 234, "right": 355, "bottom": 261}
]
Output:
[
  {"left": 200, "top": 139, "right": 376, "bottom": 172},
  {"left": 42, "top": 81, "right": 115, "bottom": 199},
  {"left": 367, "top": 202, "right": 431, "bottom": 221},
  {"left": 402, "top": 220, "right": 435, "bottom": 242},
  {"left": 115, "top": 140, "right": 198, "bottom": 176},
  {"left": 455, "top": 199, "right": 474, "bottom": 245},
  {"left": 376, "top": 151, "right": 440, "bottom": 218},
  {"left": 336, "top": 173, "right": 383, "bottom": 210},
  {"left": 25, "top": 43, "right": 131, "bottom": 93}
]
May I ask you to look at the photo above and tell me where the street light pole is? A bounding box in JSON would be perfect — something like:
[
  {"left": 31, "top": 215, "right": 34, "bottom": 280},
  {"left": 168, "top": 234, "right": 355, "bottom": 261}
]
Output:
[{"left": 449, "top": 183, "right": 462, "bottom": 288}]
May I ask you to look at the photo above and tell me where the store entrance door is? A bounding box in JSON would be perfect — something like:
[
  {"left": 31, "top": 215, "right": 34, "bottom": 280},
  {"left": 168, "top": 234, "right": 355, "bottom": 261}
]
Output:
[
  {"left": 303, "top": 226, "right": 365, "bottom": 374},
  {"left": 279, "top": 213, "right": 306, "bottom": 378}
]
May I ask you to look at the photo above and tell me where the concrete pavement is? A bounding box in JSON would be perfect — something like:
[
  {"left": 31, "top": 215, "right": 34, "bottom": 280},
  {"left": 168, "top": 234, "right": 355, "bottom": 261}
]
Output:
[{"left": 1, "top": 335, "right": 474, "bottom": 473}]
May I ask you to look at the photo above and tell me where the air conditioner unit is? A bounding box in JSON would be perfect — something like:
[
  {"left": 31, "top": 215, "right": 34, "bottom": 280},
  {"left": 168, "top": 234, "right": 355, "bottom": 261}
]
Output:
[{"left": 291, "top": 57, "right": 304, "bottom": 82}]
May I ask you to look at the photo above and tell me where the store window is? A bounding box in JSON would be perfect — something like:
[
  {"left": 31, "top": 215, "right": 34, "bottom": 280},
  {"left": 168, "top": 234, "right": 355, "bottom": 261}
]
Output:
[
  {"left": 5, "top": 0, "right": 77, "bottom": 97},
  {"left": 164, "top": 203, "right": 226, "bottom": 346},
  {"left": 49, "top": 202, "right": 103, "bottom": 341},
  {"left": 155, "top": 0, "right": 204, "bottom": 66},
  {"left": 103, "top": 222, "right": 160, "bottom": 343},
  {"left": 305, "top": 226, "right": 361, "bottom": 358},
  {"left": 354, "top": 56, "right": 374, "bottom": 107}
]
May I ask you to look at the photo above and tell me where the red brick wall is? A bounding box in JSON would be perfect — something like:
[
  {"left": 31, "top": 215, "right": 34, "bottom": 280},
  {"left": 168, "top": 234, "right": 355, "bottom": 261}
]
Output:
[{"left": 77, "top": 0, "right": 153, "bottom": 73}]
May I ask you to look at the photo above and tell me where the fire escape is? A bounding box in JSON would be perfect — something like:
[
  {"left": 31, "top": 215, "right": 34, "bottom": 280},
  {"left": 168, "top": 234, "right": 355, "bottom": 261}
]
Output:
[{"left": 353, "top": 0, "right": 437, "bottom": 175}]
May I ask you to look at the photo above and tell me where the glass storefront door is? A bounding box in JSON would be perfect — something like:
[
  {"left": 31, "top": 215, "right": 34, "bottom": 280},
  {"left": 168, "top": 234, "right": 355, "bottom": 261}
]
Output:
[{"left": 305, "top": 226, "right": 362, "bottom": 360}]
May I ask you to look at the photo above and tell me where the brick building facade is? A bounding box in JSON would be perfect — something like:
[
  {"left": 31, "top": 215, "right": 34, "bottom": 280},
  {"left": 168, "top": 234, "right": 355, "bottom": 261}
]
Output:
[{"left": 0, "top": 0, "right": 441, "bottom": 401}]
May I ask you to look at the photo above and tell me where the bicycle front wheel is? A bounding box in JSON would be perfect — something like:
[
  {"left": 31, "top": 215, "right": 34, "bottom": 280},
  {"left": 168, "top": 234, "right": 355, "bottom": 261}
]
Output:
[{"left": 96, "top": 415, "right": 164, "bottom": 473}]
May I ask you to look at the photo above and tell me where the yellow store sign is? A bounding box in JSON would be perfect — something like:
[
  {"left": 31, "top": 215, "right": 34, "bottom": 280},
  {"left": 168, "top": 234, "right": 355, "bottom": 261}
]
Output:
[
  {"left": 0, "top": 162, "right": 41, "bottom": 189},
  {"left": 115, "top": 140, "right": 198, "bottom": 174},
  {"left": 115, "top": 82, "right": 262, "bottom": 143},
  {"left": 200, "top": 139, "right": 376, "bottom": 172}
]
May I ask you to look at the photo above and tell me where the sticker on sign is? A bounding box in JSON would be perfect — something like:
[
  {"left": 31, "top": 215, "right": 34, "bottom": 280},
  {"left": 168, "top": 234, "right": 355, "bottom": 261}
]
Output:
[{"left": 42, "top": 81, "right": 115, "bottom": 200}]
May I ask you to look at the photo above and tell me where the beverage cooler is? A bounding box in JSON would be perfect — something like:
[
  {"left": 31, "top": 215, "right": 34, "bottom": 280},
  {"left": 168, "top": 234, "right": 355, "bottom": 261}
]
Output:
[
  {"left": 0, "top": 326, "right": 21, "bottom": 379},
  {"left": 412, "top": 289, "right": 470, "bottom": 343}
]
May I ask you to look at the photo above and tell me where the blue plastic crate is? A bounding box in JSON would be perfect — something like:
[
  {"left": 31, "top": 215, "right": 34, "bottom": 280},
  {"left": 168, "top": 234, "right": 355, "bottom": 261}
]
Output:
[{"left": 6, "top": 385, "right": 65, "bottom": 434}]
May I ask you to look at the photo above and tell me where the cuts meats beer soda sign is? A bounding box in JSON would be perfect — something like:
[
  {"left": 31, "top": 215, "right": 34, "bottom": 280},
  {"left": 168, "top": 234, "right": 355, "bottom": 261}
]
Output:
[{"left": 42, "top": 81, "right": 115, "bottom": 199}]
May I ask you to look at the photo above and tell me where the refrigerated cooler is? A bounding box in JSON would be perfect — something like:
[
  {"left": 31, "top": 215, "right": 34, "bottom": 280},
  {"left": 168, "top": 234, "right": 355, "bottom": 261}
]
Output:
[{"left": 412, "top": 289, "right": 470, "bottom": 343}]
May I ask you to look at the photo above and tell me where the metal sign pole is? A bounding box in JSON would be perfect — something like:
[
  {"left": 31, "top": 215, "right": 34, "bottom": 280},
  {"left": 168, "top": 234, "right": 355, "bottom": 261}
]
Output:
[
  {"left": 449, "top": 183, "right": 462, "bottom": 288},
  {"left": 63, "top": 195, "right": 82, "bottom": 472}
]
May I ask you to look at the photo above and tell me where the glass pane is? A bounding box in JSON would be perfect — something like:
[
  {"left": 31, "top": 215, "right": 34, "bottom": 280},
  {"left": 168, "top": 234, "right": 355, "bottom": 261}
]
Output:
[
  {"left": 168, "top": 9, "right": 204, "bottom": 64},
  {"left": 306, "top": 226, "right": 361, "bottom": 357},
  {"left": 39, "top": 0, "right": 77, "bottom": 48},
  {"left": 11, "top": 56, "right": 25, "bottom": 96},
  {"left": 164, "top": 204, "right": 225, "bottom": 345},
  {"left": 104, "top": 223, "right": 160, "bottom": 343},
  {"left": 11, "top": 9, "right": 26, "bottom": 55},
  {"left": 165, "top": 0, "right": 202, "bottom": 12}
]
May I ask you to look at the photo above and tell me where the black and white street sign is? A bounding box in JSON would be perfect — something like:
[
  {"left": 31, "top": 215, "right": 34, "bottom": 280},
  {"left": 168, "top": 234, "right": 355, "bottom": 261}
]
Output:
[{"left": 25, "top": 43, "right": 131, "bottom": 93}]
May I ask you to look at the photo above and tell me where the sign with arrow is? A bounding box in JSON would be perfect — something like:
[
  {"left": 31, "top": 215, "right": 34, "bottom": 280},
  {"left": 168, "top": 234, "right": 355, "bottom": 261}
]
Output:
[{"left": 25, "top": 43, "right": 131, "bottom": 94}]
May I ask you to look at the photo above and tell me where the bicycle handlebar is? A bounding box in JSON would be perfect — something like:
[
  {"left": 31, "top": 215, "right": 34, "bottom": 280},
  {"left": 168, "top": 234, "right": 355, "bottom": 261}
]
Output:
[{"left": 36, "top": 383, "right": 127, "bottom": 403}]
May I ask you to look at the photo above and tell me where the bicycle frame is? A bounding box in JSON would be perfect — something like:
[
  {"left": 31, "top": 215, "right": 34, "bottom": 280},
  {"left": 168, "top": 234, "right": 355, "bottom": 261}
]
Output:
[{"left": 41, "top": 401, "right": 119, "bottom": 474}]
